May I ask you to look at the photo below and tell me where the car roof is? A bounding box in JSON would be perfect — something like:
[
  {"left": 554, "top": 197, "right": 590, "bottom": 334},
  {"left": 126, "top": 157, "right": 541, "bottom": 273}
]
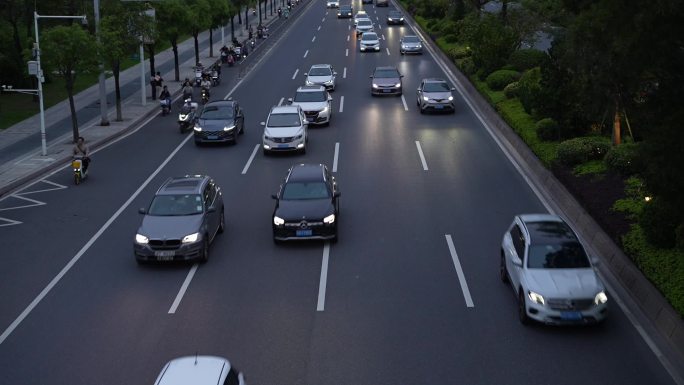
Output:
[
  {"left": 157, "top": 175, "right": 208, "bottom": 195},
  {"left": 297, "top": 85, "right": 326, "bottom": 92},
  {"left": 287, "top": 164, "right": 327, "bottom": 182},
  {"left": 519, "top": 214, "right": 579, "bottom": 245},
  {"left": 155, "top": 356, "right": 232, "bottom": 385},
  {"left": 270, "top": 105, "right": 300, "bottom": 114}
]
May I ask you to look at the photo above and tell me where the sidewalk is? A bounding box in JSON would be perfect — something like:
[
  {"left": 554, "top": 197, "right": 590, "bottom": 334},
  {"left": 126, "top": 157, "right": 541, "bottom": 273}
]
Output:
[{"left": 0, "top": 8, "right": 283, "bottom": 197}]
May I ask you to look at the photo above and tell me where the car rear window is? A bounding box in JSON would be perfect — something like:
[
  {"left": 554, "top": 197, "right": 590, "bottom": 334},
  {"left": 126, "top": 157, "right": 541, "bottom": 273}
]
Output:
[
  {"left": 267, "top": 113, "right": 301, "bottom": 127},
  {"left": 527, "top": 242, "right": 591, "bottom": 269},
  {"left": 282, "top": 182, "right": 330, "bottom": 200},
  {"left": 148, "top": 194, "right": 203, "bottom": 216}
]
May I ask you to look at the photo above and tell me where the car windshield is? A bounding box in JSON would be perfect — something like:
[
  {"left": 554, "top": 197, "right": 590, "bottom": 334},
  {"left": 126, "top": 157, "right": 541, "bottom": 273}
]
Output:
[
  {"left": 362, "top": 33, "right": 378, "bottom": 41},
  {"left": 267, "top": 112, "right": 301, "bottom": 127},
  {"left": 357, "top": 19, "right": 372, "bottom": 26},
  {"left": 527, "top": 242, "right": 591, "bottom": 269},
  {"left": 402, "top": 36, "right": 420, "bottom": 43},
  {"left": 389, "top": 12, "right": 402, "bottom": 17},
  {"left": 148, "top": 194, "right": 203, "bottom": 216},
  {"left": 282, "top": 182, "right": 330, "bottom": 200},
  {"left": 295, "top": 91, "right": 327, "bottom": 102},
  {"left": 423, "top": 82, "right": 450, "bottom": 92},
  {"left": 309, "top": 67, "right": 332, "bottom": 76},
  {"left": 199, "top": 105, "right": 233, "bottom": 119},
  {"left": 374, "top": 69, "right": 399, "bottom": 78}
]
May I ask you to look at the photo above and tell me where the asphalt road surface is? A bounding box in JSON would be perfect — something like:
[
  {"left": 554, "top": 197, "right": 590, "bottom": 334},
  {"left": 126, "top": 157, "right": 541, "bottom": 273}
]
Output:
[{"left": 0, "top": 1, "right": 677, "bottom": 384}]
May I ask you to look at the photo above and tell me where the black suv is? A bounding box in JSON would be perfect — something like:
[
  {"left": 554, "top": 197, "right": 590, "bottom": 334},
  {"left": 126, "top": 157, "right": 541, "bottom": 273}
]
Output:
[
  {"left": 193, "top": 99, "right": 245, "bottom": 145},
  {"left": 272, "top": 164, "right": 340, "bottom": 243},
  {"left": 134, "top": 175, "right": 224, "bottom": 263},
  {"left": 386, "top": 10, "right": 404, "bottom": 24},
  {"left": 337, "top": 4, "right": 353, "bottom": 18}
]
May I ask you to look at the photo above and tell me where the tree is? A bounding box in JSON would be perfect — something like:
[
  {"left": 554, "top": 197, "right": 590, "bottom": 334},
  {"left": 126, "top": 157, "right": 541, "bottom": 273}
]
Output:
[
  {"left": 40, "top": 24, "right": 97, "bottom": 142},
  {"left": 156, "top": 0, "right": 191, "bottom": 81},
  {"left": 459, "top": 13, "right": 519, "bottom": 76},
  {"left": 208, "top": 0, "right": 232, "bottom": 57},
  {"left": 187, "top": 0, "right": 212, "bottom": 65}
]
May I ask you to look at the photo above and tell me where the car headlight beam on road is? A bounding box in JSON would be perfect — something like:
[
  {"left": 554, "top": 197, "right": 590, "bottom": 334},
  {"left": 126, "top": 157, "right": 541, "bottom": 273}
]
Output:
[
  {"left": 528, "top": 291, "right": 545, "bottom": 305},
  {"left": 595, "top": 291, "right": 608, "bottom": 305},
  {"left": 182, "top": 232, "right": 200, "bottom": 243},
  {"left": 273, "top": 216, "right": 285, "bottom": 226},
  {"left": 135, "top": 234, "right": 149, "bottom": 244},
  {"left": 323, "top": 214, "right": 335, "bottom": 224}
]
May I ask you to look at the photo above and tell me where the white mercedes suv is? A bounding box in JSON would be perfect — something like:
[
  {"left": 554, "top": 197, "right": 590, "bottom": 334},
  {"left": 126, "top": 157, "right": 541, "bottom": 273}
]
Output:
[{"left": 500, "top": 214, "right": 608, "bottom": 325}]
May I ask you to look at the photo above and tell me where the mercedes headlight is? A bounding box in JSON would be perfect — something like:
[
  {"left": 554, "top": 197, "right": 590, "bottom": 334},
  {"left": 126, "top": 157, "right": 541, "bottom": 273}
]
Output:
[
  {"left": 448, "top": 96, "right": 454, "bottom": 101},
  {"left": 135, "top": 234, "right": 149, "bottom": 244},
  {"left": 182, "top": 232, "right": 200, "bottom": 243},
  {"left": 223, "top": 125, "right": 235, "bottom": 132},
  {"left": 323, "top": 214, "right": 335, "bottom": 224},
  {"left": 417, "top": 44, "right": 422, "bottom": 48},
  {"left": 594, "top": 291, "right": 608, "bottom": 305},
  {"left": 324, "top": 79, "right": 333, "bottom": 84},
  {"left": 399, "top": 17, "right": 404, "bottom": 21},
  {"left": 273, "top": 216, "right": 285, "bottom": 225},
  {"left": 528, "top": 291, "right": 545, "bottom": 305}
]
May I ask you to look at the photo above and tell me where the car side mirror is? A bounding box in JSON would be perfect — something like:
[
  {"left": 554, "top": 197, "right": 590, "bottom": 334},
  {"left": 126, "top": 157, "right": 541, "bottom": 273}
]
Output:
[
  {"left": 451, "top": 87, "right": 456, "bottom": 91},
  {"left": 400, "top": 75, "right": 404, "bottom": 78},
  {"left": 287, "top": 97, "right": 293, "bottom": 104},
  {"left": 369, "top": 75, "right": 373, "bottom": 78},
  {"left": 138, "top": 207, "right": 146, "bottom": 214},
  {"left": 303, "top": 72, "right": 308, "bottom": 76},
  {"left": 260, "top": 121, "right": 265, "bottom": 126},
  {"left": 328, "top": 97, "right": 333, "bottom": 101},
  {"left": 333, "top": 72, "right": 337, "bottom": 75},
  {"left": 207, "top": 206, "right": 216, "bottom": 213},
  {"left": 271, "top": 193, "right": 278, "bottom": 199},
  {"left": 417, "top": 88, "right": 421, "bottom": 91},
  {"left": 512, "top": 257, "right": 522, "bottom": 267}
]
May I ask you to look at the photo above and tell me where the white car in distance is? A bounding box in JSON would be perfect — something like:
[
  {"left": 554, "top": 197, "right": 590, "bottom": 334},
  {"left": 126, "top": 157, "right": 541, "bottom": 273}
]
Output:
[{"left": 154, "top": 356, "right": 245, "bottom": 385}]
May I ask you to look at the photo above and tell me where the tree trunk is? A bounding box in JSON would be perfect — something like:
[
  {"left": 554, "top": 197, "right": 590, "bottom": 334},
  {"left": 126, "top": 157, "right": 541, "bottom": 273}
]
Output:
[
  {"left": 238, "top": 10, "right": 242, "bottom": 24},
  {"left": 193, "top": 32, "right": 200, "bottom": 65},
  {"left": 66, "top": 76, "right": 79, "bottom": 142},
  {"left": 146, "top": 44, "right": 156, "bottom": 76},
  {"left": 245, "top": 8, "right": 249, "bottom": 29},
  {"left": 231, "top": 15, "right": 235, "bottom": 39},
  {"left": 501, "top": 0, "right": 508, "bottom": 22},
  {"left": 172, "top": 39, "right": 179, "bottom": 81},
  {"left": 209, "top": 28, "right": 214, "bottom": 57},
  {"left": 113, "top": 61, "right": 122, "bottom": 121}
]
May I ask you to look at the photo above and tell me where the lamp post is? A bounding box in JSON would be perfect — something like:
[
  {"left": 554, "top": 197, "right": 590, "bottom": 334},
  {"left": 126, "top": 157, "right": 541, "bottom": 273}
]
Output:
[{"left": 32, "top": 12, "right": 87, "bottom": 155}]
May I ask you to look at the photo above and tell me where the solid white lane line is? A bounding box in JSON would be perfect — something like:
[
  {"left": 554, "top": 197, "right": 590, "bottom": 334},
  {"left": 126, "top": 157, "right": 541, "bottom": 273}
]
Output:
[
  {"left": 292, "top": 69, "right": 299, "bottom": 79},
  {"left": 333, "top": 142, "right": 340, "bottom": 172},
  {"left": 278, "top": 97, "right": 284, "bottom": 106},
  {"left": 168, "top": 264, "right": 198, "bottom": 314},
  {"left": 303, "top": 49, "right": 309, "bottom": 58},
  {"left": 386, "top": 47, "right": 390, "bottom": 55},
  {"left": 343, "top": 67, "right": 347, "bottom": 78},
  {"left": 401, "top": 94, "right": 408, "bottom": 111},
  {"left": 345, "top": 48, "right": 349, "bottom": 56},
  {"left": 415, "top": 141, "right": 428, "bottom": 171},
  {"left": 339, "top": 96, "right": 344, "bottom": 113},
  {"left": 0, "top": 133, "right": 194, "bottom": 346},
  {"left": 312, "top": 36, "right": 316, "bottom": 42},
  {"left": 317, "top": 243, "right": 331, "bottom": 311},
  {"left": 241, "top": 144, "right": 260, "bottom": 174},
  {"left": 318, "top": 25, "right": 321, "bottom": 31},
  {"left": 445, "top": 235, "right": 474, "bottom": 308}
]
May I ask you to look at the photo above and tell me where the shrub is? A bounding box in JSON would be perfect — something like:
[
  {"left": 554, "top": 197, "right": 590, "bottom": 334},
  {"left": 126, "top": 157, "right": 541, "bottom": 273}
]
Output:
[
  {"left": 605, "top": 142, "right": 641, "bottom": 176},
  {"left": 486, "top": 69, "right": 520, "bottom": 90},
  {"left": 639, "top": 198, "right": 679, "bottom": 248},
  {"left": 458, "top": 57, "right": 476, "bottom": 75},
  {"left": 535, "top": 118, "right": 560, "bottom": 141},
  {"left": 556, "top": 136, "right": 611, "bottom": 166},
  {"left": 508, "top": 49, "right": 548, "bottom": 72},
  {"left": 517, "top": 67, "right": 542, "bottom": 114},
  {"left": 443, "top": 33, "right": 459, "bottom": 44},
  {"left": 503, "top": 81, "right": 519, "bottom": 98}
]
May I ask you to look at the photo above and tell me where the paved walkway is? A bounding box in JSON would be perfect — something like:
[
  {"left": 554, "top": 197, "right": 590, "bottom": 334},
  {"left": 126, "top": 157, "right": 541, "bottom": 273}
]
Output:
[{"left": 0, "top": 7, "right": 284, "bottom": 196}]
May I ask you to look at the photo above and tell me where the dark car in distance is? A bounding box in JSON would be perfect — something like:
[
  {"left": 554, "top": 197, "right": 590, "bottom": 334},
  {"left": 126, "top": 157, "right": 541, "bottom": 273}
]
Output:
[
  {"left": 337, "top": 4, "right": 353, "bottom": 18},
  {"left": 134, "top": 175, "right": 224, "bottom": 263},
  {"left": 272, "top": 164, "right": 340, "bottom": 243},
  {"left": 370, "top": 66, "right": 403, "bottom": 96},
  {"left": 376, "top": 0, "right": 388, "bottom": 6},
  {"left": 386, "top": 10, "right": 404, "bottom": 24},
  {"left": 193, "top": 99, "right": 244, "bottom": 145}
]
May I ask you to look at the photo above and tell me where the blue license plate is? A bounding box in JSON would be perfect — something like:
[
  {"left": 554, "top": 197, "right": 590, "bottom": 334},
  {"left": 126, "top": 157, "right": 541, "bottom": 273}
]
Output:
[
  {"left": 383, "top": 89, "right": 391, "bottom": 93},
  {"left": 560, "top": 311, "right": 582, "bottom": 320},
  {"left": 307, "top": 117, "right": 315, "bottom": 122},
  {"left": 435, "top": 105, "right": 444, "bottom": 109},
  {"left": 277, "top": 144, "right": 289, "bottom": 148},
  {"left": 207, "top": 135, "right": 218, "bottom": 140},
  {"left": 296, "top": 229, "right": 312, "bottom": 237}
]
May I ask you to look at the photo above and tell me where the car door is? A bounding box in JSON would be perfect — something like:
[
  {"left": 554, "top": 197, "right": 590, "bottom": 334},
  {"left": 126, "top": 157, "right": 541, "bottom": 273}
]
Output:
[
  {"left": 234, "top": 104, "right": 243, "bottom": 132},
  {"left": 417, "top": 80, "right": 424, "bottom": 103},
  {"left": 203, "top": 182, "right": 218, "bottom": 239},
  {"left": 507, "top": 222, "right": 526, "bottom": 293}
]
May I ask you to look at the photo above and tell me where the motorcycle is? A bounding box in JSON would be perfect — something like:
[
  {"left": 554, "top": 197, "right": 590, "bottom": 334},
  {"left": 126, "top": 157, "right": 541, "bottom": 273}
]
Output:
[
  {"left": 160, "top": 98, "right": 171, "bottom": 115},
  {"left": 201, "top": 88, "right": 210, "bottom": 104},
  {"left": 178, "top": 98, "right": 198, "bottom": 133},
  {"left": 72, "top": 156, "right": 89, "bottom": 185},
  {"left": 227, "top": 54, "right": 235, "bottom": 67},
  {"left": 211, "top": 70, "right": 220, "bottom": 86},
  {"left": 250, "top": 38, "right": 255, "bottom": 49},
  {"left": 278, "top": 7, "right": 282, "bottom": 18},
  {"left": 194, "top": 68, "right": 203, "bottom": 87}
]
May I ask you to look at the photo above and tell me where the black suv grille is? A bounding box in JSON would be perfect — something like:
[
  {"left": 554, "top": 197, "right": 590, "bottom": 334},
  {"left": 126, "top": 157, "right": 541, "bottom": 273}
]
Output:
[{"left": 149, "top": 239, "right": 181, "bottom": 250}]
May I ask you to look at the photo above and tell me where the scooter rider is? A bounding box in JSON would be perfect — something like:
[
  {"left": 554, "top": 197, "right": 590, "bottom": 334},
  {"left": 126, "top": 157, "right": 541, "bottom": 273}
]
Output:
[
  {"left": 200, "top": 76, "right": 212, "bottom": 99},
  {"left": 72, "top": 136, "right": 90, "bottom": 171},
  {"left": 182, "top": 82, "right": 193, "bottom": 100},
  {"left": 159, "top": 85, "right": 171, "bottom": 105}
]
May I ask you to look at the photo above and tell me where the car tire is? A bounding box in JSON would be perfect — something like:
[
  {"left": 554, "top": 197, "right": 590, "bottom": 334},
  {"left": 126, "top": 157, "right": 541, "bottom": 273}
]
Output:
[
  {"left": 232, "top": 131, "right": 239, "bottom": 144},
  {"left": 419, "top": 107, "right": 425, "bottom": 114},
  {"left": 218, "top": 208, "right": 225, "bottom": 234},
  {"left": 263, "top": 149, "right": 270, "bottom": 156},
  {"left": 273, "top": 236, "right": 282, "bottom": 244},
  {"left": 518, "top": 290, "right": 530, "bottom": 325},
  {"left": 199, "top": 239, "right": 209, "bottom": 263},
  {"left": 239, "top": 125, "right": 245, "bottom": 135},
  {"left": 400, "top": 50, "right": 404, "bottom": 55},
  {"left": 300, "top": 146, "right": 306, "bottom": 154},
  {"left": 500, "top": 252, "right": 509, "bottom": 283}
]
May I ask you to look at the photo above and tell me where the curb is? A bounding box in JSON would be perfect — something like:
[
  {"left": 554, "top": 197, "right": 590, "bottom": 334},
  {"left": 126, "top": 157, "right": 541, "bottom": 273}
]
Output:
[{"left": 392, "top": 0, "right": 684, "bottom": 370}]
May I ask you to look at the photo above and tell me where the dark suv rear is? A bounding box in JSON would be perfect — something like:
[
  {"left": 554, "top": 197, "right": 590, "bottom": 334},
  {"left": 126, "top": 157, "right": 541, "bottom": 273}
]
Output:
[{"left": 134, "top": 175, "right": 224, "bottom": 263}]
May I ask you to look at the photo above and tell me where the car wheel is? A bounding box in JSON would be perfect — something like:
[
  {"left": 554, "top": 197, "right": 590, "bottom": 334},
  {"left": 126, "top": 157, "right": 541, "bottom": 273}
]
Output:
[
  {"left": 518, "top": 290, "right": 530, "bottom": 325},
  {"left": 300, "top": 145, "right": 306, "bottom": 154},
  {"left": 263, "top": 148, "right": 270, "bottom": 156},
  {"left": 239, "top": 124, "right": 245, "bottom": 135},
  {"left": 218, "top": 208, "right": 225, "bottom": 234},
  {"left": 500, "top": 252, "right": 509, "bottom": 283},
  {"left": 232, "top": 131, "right": 239, "bottom": 144},
  {"left": 400, "top": 50, "right": 404, "bottom": 55},
  {"left": 419, "top": 107, "right": 425, "bottom": 114},
  {"left": 199, "top": 239, "right": 209, "bottom": 263}
]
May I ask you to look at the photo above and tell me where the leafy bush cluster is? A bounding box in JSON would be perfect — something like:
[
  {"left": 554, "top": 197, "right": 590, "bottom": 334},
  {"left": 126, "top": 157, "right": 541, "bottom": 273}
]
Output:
[
  {"left": 503, "top": 81, "right": 520, "bottom": 98},
  {"left": 508, "top": 49, "right": 549, "bottom": 72},
  {"left": 605, "top": 142, "right": 641, "bottom": 176},
  {"left": 556, "top": 136, "right": 611, "bottom": 166},
  {"left": 535, "top": 118, "right": 559, "bottom": 141},
  {"left": 485, "top": 69, "right": 520, "bottom": 90}
]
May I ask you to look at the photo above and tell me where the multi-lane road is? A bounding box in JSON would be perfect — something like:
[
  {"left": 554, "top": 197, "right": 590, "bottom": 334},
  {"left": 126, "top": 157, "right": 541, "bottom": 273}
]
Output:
[{"left": 0, "top": 1, "right": 679, "bottom": 384}]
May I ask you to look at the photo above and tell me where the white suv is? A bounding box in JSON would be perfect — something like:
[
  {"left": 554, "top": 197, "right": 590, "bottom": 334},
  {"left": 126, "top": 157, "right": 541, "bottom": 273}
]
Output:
[
  {"left": 500, "top": 214, "right": 608, "bottom": 325},
  {"left": 261, "top": 105, "right": 308, "bottom": 154},
  {"left": 304, "top": 64, "right": 337, "bottom": 91},
  {"left": 288, "top": 85, "right": 332, "bottom": 126},
  {"left": 154, "top": 356, "right": 245, "bottom": 385},
  {"left": 326, "top": 0, "right": 339, "bottom": 7}
]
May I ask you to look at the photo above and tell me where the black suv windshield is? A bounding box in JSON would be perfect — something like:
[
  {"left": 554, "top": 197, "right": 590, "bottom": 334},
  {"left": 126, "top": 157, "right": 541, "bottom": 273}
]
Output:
[
  {"left": 374, "top": 69, "right": 399, "bottom": 78},
  {"left": 295, "top": 91, "right": 327, "bottom": 102},
  {"left": 527, "top": 242, "right": 591, "bottom": 269},
  {"left": 309, "top": 67, "right": 332, "bottom": 76},
  {"left": 268, "top": 113, "right": 301, "bottom": 127},
  {"left": 200, "top": 106, "right": 233, "bottom": 119},
  {"left": 282, "top": 182, "right": 330, "bottom": 200},
  {"left": 148, "top": 194, "right": 203, "bottom": 216},
  {"left": 424, "top": 82, "right": 450, "bottom": 92}
]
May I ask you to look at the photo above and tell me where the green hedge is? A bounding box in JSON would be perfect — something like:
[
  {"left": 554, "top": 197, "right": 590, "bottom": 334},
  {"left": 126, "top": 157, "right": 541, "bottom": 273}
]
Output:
[
  {"left": 497, "top": 98, "right": 558, "bottom": 166},
  {"left": 556, "top": 136, "right": 611, "bottom": 166},
  {"left": 605, "top": 142, "right": 641, "bottom": 176},
  {"left": 508, "top": 49, "right": 548, "bottom": 72},
  {"left": 535, "top": 117, "right": 560, "bottom": 142},
  {"left": 486, "top": 69, "right": 520, "bottom": 90}
]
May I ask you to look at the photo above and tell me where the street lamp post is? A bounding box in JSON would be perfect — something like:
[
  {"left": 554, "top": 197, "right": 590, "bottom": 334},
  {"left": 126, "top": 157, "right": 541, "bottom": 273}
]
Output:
[{"left": 32, "top": 11, "right": 87, "bottom": 156}]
